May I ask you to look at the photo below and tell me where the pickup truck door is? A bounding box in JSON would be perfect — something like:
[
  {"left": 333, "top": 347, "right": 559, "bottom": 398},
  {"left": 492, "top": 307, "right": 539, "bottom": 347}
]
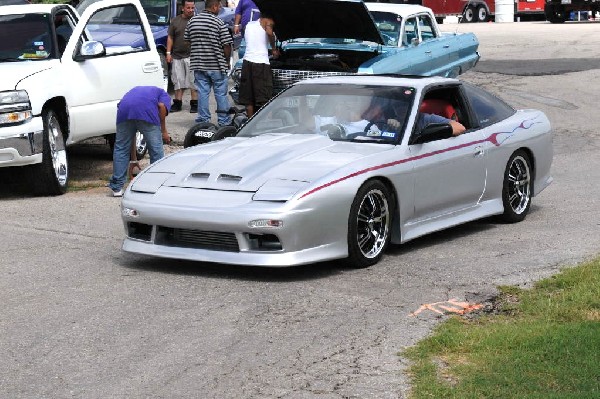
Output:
[{"left": 61, "top": 0, "right": 163, "bottom": 143}]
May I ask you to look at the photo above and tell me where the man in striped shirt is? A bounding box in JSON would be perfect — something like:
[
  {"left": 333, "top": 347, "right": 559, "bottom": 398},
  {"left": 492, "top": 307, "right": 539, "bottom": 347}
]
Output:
[{"left": 184, "top": 0, "right": 233, "bottom": 126}]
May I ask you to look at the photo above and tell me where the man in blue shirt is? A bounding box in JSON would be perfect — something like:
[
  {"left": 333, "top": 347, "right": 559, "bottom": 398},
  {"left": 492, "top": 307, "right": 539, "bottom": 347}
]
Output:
[{"left": 108, "top": 86, "right": 171, "bottom": 197}]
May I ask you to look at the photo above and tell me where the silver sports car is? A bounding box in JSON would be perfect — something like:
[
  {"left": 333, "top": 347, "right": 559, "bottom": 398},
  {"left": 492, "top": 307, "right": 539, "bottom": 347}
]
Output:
[{"left": 120, "top": 75, "right": 553, "bottom": 268}]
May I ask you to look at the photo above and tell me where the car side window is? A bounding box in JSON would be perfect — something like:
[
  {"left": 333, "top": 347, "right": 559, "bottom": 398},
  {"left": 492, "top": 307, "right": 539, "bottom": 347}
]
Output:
[
  {"left": 403, "top": 17, "right": 417, "bottom": 46},
  {"left": 463, "top": 83, "right": 516, "bottom": 128},
  {"left": 54, "top": 11, "right": 76, "bottom": 57},
  {"left": 85, "top": 4, "right": 150, "bottom": 54},
  {"left": 417, "top": 14, "right": 436, "bottom": 41}
]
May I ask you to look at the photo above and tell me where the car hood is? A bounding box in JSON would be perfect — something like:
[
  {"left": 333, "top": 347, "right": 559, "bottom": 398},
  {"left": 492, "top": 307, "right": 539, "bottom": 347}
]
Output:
[
  {"left": 144, "top": 134, "right": 392, "bottom": 193},
  {"left": 253, "top": 0, "right": 384, "bottom": 44},
  {"left": 0, "top": 62, "right": 54, "bottom": 89},
  {"left": 85, "top": 24, "right": 167, "bottom": 47}
]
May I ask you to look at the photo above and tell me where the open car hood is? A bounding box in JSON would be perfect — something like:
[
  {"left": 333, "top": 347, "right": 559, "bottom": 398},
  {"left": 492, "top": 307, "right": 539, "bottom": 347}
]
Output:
[{"left": 253, "top": 0, "right": 384, "bottom": 44}]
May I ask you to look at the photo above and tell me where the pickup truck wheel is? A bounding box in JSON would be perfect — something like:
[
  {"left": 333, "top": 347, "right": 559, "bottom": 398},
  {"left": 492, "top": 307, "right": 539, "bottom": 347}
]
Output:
[
  {"left": 135, "top": 131, "right": 147, "bottom": 160},
  {"left": 34, "top": 109, "right": 68, "bottom": 195},
  {"left": 476, "top": 5, "right": 488, "bottom": 22},
  {"left": 463, "top": 5, "right": 475, "bottom": 22}
]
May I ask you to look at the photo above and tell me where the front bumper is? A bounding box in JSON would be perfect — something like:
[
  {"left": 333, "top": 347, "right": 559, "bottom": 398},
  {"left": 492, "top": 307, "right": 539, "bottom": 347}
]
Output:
[
  {"left": 121, "top": 187, "right": 349, "bottom": 267},
  {"left": 0, "top": 116, "right": 44, "bottom": 167}
]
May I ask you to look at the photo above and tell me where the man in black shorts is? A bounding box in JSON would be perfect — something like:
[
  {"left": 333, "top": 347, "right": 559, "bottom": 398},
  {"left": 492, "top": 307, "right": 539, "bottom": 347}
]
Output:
[{"left": 237, "top": 13, "right": 279, "bottom": 117}]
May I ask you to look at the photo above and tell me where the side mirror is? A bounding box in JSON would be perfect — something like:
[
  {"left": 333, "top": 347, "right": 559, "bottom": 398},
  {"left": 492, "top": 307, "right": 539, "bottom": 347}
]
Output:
[
  {"left": 74, "top": 41, "right": 106, "bottom": 61},
  {"left": 409, "top": 123, "right": 453, "bottom": 145}
]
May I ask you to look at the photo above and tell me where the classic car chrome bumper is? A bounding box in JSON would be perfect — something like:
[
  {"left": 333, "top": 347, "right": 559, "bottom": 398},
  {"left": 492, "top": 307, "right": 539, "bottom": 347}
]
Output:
[{"left": 0, "top": 117, "right": 44, "bottom": 166}]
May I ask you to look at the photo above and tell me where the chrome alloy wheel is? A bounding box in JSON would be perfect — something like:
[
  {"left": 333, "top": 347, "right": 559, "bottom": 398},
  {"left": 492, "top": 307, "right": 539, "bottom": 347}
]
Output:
[
  {"left": 48, "top": 112, "right": 67, "bottom": 186},
  {"left": 507, "top": 155, "right": 531, "bottom": 215},
  {"left": 355, "top": 188, "right": 390, "bottom": 259}
]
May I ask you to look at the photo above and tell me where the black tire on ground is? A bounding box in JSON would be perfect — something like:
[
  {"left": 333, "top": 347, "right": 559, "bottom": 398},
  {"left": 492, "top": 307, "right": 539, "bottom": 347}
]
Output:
[
  {"left": 463, "top": 5, "right": 476, "bottom": 22},
  {"left": 347, "top": 180, "right": 393, "bottom": 268},
  {"left": 476, "top": 5, "right": 488, "bottom": 22},
  {"left": 545, "top": 4, "right": 568, "bottom": 23},
  {"left": 211, "top": 125, "right": 238, "bottom": 142},
  {"left": 183, "top": 122, "right": 218, "bottom": 148},
  {"left": 33, "top": 108, "right": 68, "bottom": 195},
  {"left": 500, "top": 150, "right": 532, "bottom": 223}
]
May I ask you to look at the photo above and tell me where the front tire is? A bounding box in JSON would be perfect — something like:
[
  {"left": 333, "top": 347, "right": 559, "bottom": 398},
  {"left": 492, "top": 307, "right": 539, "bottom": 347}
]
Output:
[
  {"left": 500, "top": 151, "right": 532, "bottom": 223},
  {"left": 33, "top": 109, "right": 68, "bottom": 195},
  {"left": 347, "top": 180, "right": 392, "bottom": 268}
]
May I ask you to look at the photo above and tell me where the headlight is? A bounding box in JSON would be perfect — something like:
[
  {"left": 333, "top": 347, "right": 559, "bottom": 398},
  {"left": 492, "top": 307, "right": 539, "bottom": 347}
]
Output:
[
  {"left": 253, "top": 179, "right": 309, "bottom": 201},
  {"left": 0, "top": 90, "right": 32, "bottom": 124}
]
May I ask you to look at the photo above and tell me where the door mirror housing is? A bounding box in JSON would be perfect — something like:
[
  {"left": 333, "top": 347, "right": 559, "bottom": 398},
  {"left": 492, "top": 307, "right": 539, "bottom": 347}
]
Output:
[{"left": 409, "top": 123, "right": 453, "bottom": 145}]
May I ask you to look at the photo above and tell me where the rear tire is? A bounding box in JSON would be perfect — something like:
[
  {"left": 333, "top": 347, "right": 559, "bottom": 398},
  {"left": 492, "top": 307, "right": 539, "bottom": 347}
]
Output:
[
  {"left": 500, "top": 150, "right": 532, "bottom": 223},
  {"left": 183, "top": 122, "right": 218, "bottom": 148},
  {"left": 476, "top": 5, "right": 488, "bottom": 22},
  {"left": 347, "top": 180, "right": 392, "bottom": 268},
  {"left": 33, "top": 109, "right": 68, "bottom": 195},
  {"left": 463, "top": 5, "right": 475, "bottom": 22}
]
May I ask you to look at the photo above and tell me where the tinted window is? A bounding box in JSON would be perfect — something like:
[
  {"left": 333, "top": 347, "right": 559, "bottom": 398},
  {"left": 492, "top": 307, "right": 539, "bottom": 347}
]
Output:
[
  {"left": 0, "top": 13, "right": 53, "bottom": 60},
  {"left": 463, "top": 83, "right": 515, "bottom": 128}
]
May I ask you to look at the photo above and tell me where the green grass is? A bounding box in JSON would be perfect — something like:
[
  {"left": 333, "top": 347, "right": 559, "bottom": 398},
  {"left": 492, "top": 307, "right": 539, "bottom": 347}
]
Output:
[{"left": 404, "top": 257, "right": 600, "bottom": 399}]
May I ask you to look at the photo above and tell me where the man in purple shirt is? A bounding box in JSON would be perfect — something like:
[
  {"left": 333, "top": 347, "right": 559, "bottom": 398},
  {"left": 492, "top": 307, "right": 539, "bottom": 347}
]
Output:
[
  {"left": 233, "top": 0, "right": 259, "bottom": 38},
  {"left": 108, "top": 86, "right": 172, "bottom": 197}
]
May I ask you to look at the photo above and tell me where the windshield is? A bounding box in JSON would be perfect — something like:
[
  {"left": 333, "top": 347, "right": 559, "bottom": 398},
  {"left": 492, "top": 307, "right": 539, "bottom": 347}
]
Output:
[
  {"left": 0, "top": 13, "right": 54, "bottom": 61},
  {"left": 78, "top": 0, "right": 171, "bottom": 25},
  {"left": 238, "top": 83, "right": 416, "bottom": 144},
  {"left": 370, "top": 11, "right": 402, "bottom": 46}
]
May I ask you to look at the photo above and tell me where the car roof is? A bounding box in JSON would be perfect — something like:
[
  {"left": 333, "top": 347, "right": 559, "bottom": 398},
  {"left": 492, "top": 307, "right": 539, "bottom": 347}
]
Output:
[
  {"left": 294, "top": 74, "right": 457, "bottom": 89},
  {"left": 0, "top": 3, "right": 61, "bottom": 14},
  {"left": 365, "top": 2, "right": 433, "bottom": 17}
]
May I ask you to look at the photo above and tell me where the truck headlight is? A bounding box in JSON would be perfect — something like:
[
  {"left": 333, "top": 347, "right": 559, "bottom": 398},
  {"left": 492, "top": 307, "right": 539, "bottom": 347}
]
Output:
[{"left": 0, "top": 90, "right": 32, "bottom": 124}]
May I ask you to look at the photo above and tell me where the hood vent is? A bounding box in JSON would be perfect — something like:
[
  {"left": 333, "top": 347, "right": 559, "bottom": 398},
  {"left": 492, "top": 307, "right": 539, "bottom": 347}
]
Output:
[
  {"left": 190, "top": 172, "right": 210, "bottom": 180},
  {"left": 217, "top": 174, "right": 243, "bottom": 183}
]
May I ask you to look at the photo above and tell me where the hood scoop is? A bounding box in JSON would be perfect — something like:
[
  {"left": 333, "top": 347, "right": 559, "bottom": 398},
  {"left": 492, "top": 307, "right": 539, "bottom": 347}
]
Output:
[
  {"left": 190, "top": 172, "right": 210, "bottom": 180},
  {"left": 217, "top": 174, "right": 243, "bottom": 183}
]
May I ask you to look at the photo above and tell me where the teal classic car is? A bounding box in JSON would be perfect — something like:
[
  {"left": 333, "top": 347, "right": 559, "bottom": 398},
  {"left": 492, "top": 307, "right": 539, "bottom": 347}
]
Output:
[{"left": 230, "top": 0, "right": 480, "bottom": 101}]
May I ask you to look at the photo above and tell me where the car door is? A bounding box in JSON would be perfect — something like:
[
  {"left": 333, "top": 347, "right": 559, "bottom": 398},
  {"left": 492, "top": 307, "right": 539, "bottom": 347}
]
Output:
[
  {"left": 407, "top": 111, "right": 486, "bottom": 223},
  {"left": 411, "top": 13, "right": 450, "bottom": 76},
  {"left": 61, "top": 0, "right": 163, "bottom": 143}
]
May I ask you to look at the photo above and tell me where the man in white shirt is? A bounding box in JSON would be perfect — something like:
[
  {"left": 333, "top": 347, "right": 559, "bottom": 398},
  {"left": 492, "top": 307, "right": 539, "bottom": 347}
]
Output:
[{"left": 237, "top": 13, "right": 279, "bottom": 117}]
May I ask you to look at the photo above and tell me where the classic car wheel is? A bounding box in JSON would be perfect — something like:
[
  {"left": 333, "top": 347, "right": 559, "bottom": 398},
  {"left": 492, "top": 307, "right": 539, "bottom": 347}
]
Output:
[
  {"left": 183, "top": 122, "right": 217, "bottom": 148},
  {"left": 34, "top": 109, "right": 68, "bottom": 195},
  {"left": 501, "top": 151, "right": 532, "bottom": 223},
  {"left": 476, "top": 5, "right": 488, "bottom": 22},
  {"left": 347, "top": 180, "right": 392, "bottom": 268},
  {"left": 463, "top": 5, "right": 475, "bottom": 22},
  {"left": 135, "top": 131, "right": 147, "bottom": 160}
]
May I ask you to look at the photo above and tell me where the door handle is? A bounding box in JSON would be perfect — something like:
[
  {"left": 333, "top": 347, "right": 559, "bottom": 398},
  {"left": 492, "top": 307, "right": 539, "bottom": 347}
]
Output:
[
  {"left": 474, "top": 146, "right": 484, "bottom": 157},
  {"left": 425, "top": 50, "right": 432, "bottom": 54},
  {"left": 143, "top": 62, "right": 160, "bottom": 73},
  {"left": 443, "top": 45, "right": 450, "bottom": 48}
]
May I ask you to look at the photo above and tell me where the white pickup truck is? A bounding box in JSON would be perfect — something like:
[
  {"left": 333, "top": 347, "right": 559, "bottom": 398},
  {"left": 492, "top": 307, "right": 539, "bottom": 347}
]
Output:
[{"left": 0, "top": 0, "right": 164, "bottom": 195}]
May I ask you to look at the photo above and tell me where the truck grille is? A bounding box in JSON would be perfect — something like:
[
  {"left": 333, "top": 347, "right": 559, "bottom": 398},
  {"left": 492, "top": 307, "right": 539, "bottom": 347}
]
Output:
[
  {"left": 155, "top": 226, "right": 240, "bottom": 252},
  {"left": 272, "top": 69, "right": 352, "bottom": 93}
]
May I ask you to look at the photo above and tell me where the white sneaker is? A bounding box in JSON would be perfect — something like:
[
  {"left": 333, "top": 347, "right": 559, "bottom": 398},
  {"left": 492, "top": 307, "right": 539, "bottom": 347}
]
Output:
[{"left": 111, "top": 188, "right": 124, "bottom": 197}]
